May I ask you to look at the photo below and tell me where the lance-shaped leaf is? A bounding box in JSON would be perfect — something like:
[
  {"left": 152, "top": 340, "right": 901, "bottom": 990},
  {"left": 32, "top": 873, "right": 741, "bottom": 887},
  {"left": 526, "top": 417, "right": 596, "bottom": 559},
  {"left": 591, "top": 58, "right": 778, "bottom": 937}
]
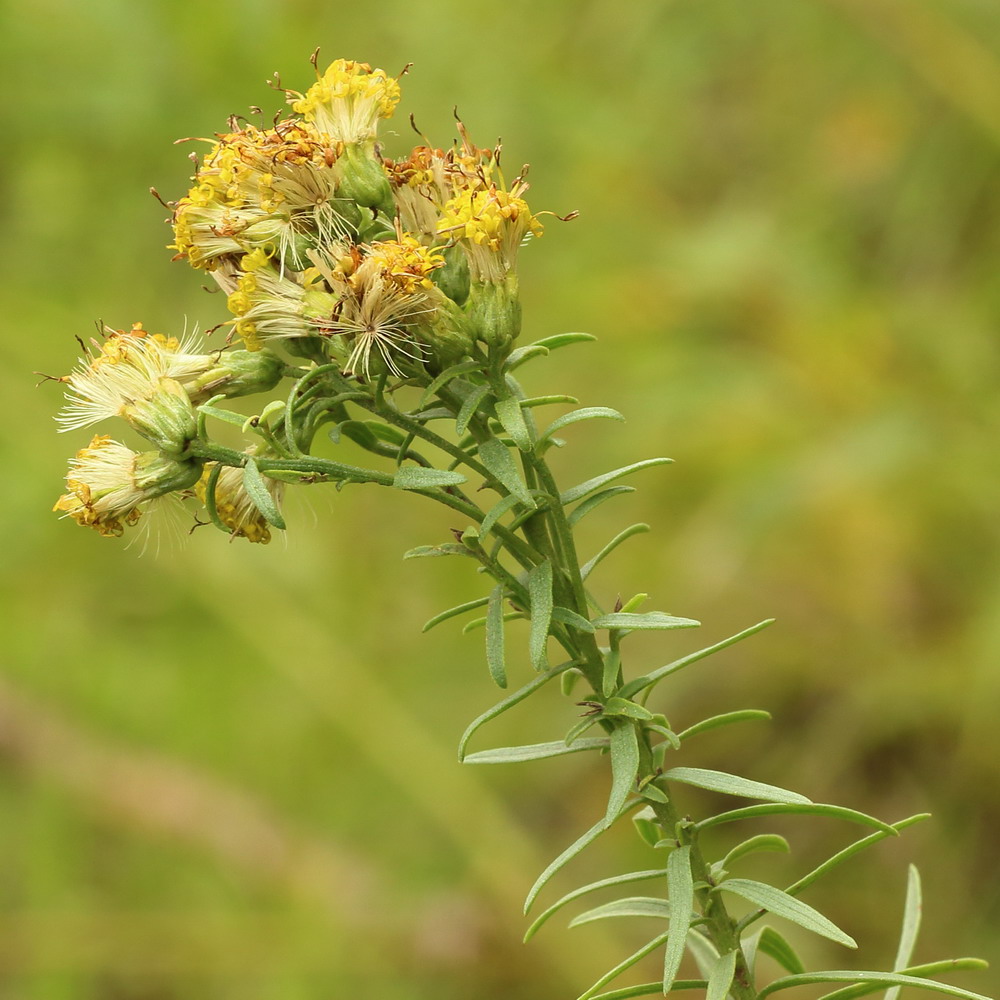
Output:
[
  {"left": 403, "top": 543, "right": 472, "bottom": 559},
  {"left": 561, "top": 458, "right": 673, "bottom": 505},
  {"left": 885, "top": 865, "right": 922, "bottom": 1000},
  {"left": 459, "top": 661, "right": 575, "bottom": 761},
  {"left": 494, "top": 395, "right": 532, "bottom": 451},
  {"left": 525, "top": 869, "right": 665, "bottom": 942},
  {"left": 567, "top": 485, "right": 636, "bottom": 527},
  {"left": 486, "top": 584, "right": 507, "bottom": 688},
  {"left": 593, "top": 612, "right": 701, "bottom": 632},
  {"left": 569, "top": 896, "right": 671, "bottom": 927},
  {"left": 480, "top": 493, "right": 521, "bottom": 538},
  {"left": 539, "top": 406, "right": 625, "bottom": 448},
  {"left": 756, "top": 925, "right": 806, "bottom": 975},
  {"left": 530, "top": 331, "right": 597, "bottom": 351},
  {"left": 464, "top": 738, "right": 608, "bottom": 765},
  {"left": 581, "top": 524, "right": 651, "bottom": 579},
  {"left": 456, "top": 383, "right": 491, "bottom": 435},
  {"left": 423, "top": 595, "right": 490, "bottom": 633},
  {"left": 419, "top": 359, "right": 482, "bottom": 407},
  {"left": 757, "top": 970, "right": 991, "bottom": 1000},
  {"left": 587, "top": 982, "right": 708, "bottom": 1000},
  {"left": 393, "top": 466, "right": 468, "bottom": 490},
  {"left": 242, "top": 458, "right": 286, "bottom": 529},
  {"left": 479, "top": 437, "right": 534, "bottom": 505},
  {"left": 552, "top": 606, "right": 597, "bottom": 633},
  {"left": 524, "top": 801, "right": 639, "bottom": 914},
  {"left": 706, "top": 950, "right": 738, "bottom": 1000},
  {"left": 663, "top": 845, "right": 695, "bottom": 993},
  {"left": 579, "top": 931, "right": 673, "bottom": 1000},
  {"left": 722, "top": 834, "right": 791, "bottom": 871},
  {"left": 695, "top": 802, "right": 897, "bottom": 836},
  {"left": 663, "top": 767, "right": 811, "bottom": 805},
  {"left": 718, "top": 878, "right": 856, "bottom": 948},
  {"left": 608, "top": 722, "right": 640, "bottom": 822},
  {"left": 678, "top": 709, "right": 772, "bottom": 742},
  {"left": 528, "top": 560, "right": 553, "bottom": 670},
  {"left": 816, "top": 961, "right": 989, "bottom": 1000}
]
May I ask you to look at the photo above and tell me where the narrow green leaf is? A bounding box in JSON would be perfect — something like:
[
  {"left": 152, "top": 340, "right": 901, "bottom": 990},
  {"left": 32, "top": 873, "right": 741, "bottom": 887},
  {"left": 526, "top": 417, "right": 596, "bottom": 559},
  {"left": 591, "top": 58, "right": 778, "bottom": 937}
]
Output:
[
  {"left": 524, "top": 868, "right": 666, "bottom": 942},
  {"left": 604, "top": 697, "right": 655, "bottom": 721},
  {"left": 722, "top": 835, "right": 791, "bottom": 871},
  {"left": 569, "top": 896, "right": 671, "bottom": 927},
  {"left": 531, "top": 331, "right": 597, "bottom": 351},
  {"left": 197, "top": 402, "right": 250, "bottom": 427},
  {"left": 403, "top": 543, "right": 471, "bottom": 559},
  {"left": 687, "top": 927, "right": 721, "bottom": 979},
  {"left": 540, "top": 407, "right": 625, "bottom": 446},
  {"left": 778, "top": 815, "right": 928, "bottom": 903},
  {"left": 719, "top": 878, "right": 856, "bottom": 948},
  {"left": 464, "top": 738, "right": 608, "bottom": 764},
  {"left": 589, "top": 982, "right": 708, "bottom": 1000},
  {"left": 480, "top": 493, "right": 521, "bottom": 538},
  {"left": 524, "top": 801, "right": 639, "bottom": 914},
  {"left": 485, "top": 585, "right": 507, "bottom": 688},
  {"left": 528, "top": 560, "right": 554, "bottom": 670},
  {"left": 817, "top": 961, "right": 990, "bottom": 1000},
  {"left": 619, "top": 619, "right": 776, "bottom": 699},
  {"left": 608, "top": 722, "right": 640, "bottom": 822},
  {"left": 706, "top": 950, "right": 738, "bottom": 1000},
  {"left": 695, "top": 802, "right": 897, "bottom": 836},
  {"left": 885, "top": 865, "right": 923, "bottom": 1000},
  {"left": 663, "top": 845, "right": 695, "bottom": 993},
  {"left": 581, "top": 524, "right": 652, "bottom": 579},
  {"left": 459, "top": 661, "right": 575, "bottom": 761},
  {"left": 419, "top": 360, "right": 482, "bottom": 407},
  {"left": 552, "top": 606, "right": 597, "bottom": 633},
  {"left": 504, "top": 343, "right": 550, "bottom": 371},
  {"left": 242, "top": 458, "right": 286, "bottom": 529},
  {"left": 679, "top": 709, "right": 772, "bottom": 742},
  {"left": 495, "top": 396, "right": 533, "bottom": 451},
  {"left": 567, "top": 486, "right": 636, "bottom": 527},
  {"left": 518, "top": 393, "right": 581, "bottom": 409},
  {"left": 462, "top": 609, "right": 521, "bottom": 634},
  {"left": 561, "top": 458, "right": 672, "bottom": 505},
  {"left": 602, "top": 648, "right": 622, "bottom": 698},
  {"left": 757, "top": 970, "right": 991, "bottom": 1000},
  {"left": 393, "top": 466, "right": 468, "bottom": 489},
  {"left": 479, "top": 437, "right": 534, "bottom": 505},
  {"left": 633, "top": 806, "right": 662, "bottom": 848},
  {"left": 663, "top": 767, "right": 811, "bottom": 805},
  {"left": 456, "top": 383, "right": 491, "bottom": 435},
  {"left": 579, "top": 931, "right": 673, "bottom": 1000},
  {"left": 423, "top": 596, "right": 490, "bottom": 633},
  {"left": 593, "top": 612, "right": 701, "bottom": 632},
  {"left": 757, "top": 926, "right": 807, "bottom": 975}
]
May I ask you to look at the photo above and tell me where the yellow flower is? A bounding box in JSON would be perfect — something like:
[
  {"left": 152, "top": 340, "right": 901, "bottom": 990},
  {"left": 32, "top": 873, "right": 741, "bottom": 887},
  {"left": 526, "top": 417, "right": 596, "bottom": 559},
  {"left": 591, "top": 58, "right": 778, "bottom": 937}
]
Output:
[{"left": 196, "top": 459, "right": 283, "bottom": 544}]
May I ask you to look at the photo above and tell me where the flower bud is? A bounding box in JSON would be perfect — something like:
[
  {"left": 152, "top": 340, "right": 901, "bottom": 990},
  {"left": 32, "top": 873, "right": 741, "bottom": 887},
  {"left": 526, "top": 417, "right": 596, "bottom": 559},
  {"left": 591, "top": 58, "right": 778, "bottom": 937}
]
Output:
[
  {"left": 463, "top": 277, "right": 522, "bottom": 352},
  {"left": 183, "top": 349, "right": 285, "bottom": 404},
  {"left": 120, "top": 377, "right": 198, "bottom": 454}
]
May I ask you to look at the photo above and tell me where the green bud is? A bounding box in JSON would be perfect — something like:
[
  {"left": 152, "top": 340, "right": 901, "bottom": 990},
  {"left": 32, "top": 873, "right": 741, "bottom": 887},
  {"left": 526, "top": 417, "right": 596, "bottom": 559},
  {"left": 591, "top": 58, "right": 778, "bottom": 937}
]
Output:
[
  {"left": 132, "top": 451, "right": 202, "bottom": 497},
  {"left": 432, "top": 245, "right": 471, "bottom": 305},
  {"left": 338, "top": 141, "right": 394, "bottom": 217},
  {"left": 423, "top": 296, "right": 476, "bottom": 370},
  {"left": 121, "top": 378, "right": 197, "bottom": 455},
  {"left": 185, "top": 349, "right": 284, "bottom": 404},
  {"left": 463, "top": 278, "right": 522, "bottom": 352}
]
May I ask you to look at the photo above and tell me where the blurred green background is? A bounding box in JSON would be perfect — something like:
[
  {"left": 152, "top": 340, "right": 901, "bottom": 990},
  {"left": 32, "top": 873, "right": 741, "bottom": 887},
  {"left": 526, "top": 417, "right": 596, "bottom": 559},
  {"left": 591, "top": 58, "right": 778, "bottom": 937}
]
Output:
[{"left": 2, "top": 0, "right": 999, "bottom": 997}]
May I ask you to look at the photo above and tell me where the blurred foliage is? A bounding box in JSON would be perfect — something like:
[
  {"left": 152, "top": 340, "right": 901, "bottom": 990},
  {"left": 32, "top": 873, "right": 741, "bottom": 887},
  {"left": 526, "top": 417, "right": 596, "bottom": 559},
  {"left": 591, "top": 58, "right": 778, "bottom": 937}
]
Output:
[{"left": 2, "top": 0, "right": 999, "bottom": 997}]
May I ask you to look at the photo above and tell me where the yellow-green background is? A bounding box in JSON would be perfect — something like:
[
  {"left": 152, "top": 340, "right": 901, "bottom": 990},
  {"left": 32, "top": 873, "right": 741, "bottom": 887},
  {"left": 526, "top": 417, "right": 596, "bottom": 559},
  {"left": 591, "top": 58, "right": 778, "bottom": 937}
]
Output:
[{"left": 2, "top": 1, "right": 998, "bottom": 997}]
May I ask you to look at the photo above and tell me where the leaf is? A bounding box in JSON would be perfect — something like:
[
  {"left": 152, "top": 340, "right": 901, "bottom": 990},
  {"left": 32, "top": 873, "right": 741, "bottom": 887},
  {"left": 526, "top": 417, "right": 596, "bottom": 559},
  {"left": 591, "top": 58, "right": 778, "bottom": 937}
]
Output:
[
  {"left": 504, "top": 343, "right": 550, "bottom": 371},
  {"left": 756, "top": 925, "right": 807, "bottom": 975},
  {"left": 569, "top": 896, "right": 671, "bottom": 927},
  {"left": 524, "top": 868, "right": 666, "bottom": 942},
  {"left": 197, "top": 402, "right": 250, "bottom": 427},
  {"left": 603, "top": 648, "right": 622, "bottom": 698},
  {"left": 480, "top": 493, "right": 522, "bottom": 538},
  {"left": 633, "top": 806, "right": 662, "bottom": 848},
  {"left": 817, "top": 961, "right": 990, "bottom": 1000},
  {"left": 695, "top": 802, "right": 898, "bottom": 836},
  {"left": 393, "top": 466, "right": 468, "bottom": 490},
  {"left": 757, "top": 970, "right": 992, "bottom": 1000},
  {"left": 403, "top": 543, "right": 471, "bottom": 559},
  {"left": 462, "top": 609, "right": 521, "bottom": 634},
  {"left": 524, "top": 802, "right": 639, "bottom": 914},
  {"left": 581, "top": 524, "right": 652, "bottom": 580},
  {"left": 663, "top": 845, "right": 695, "bottom": 993},
  {"left": 663, "top": 767, "right": 811, "bottom": 805},
  {"left": 242, "top": 458, "right": 286, "bottom": 529},
  {"left": 593, "top": 612, "right": 701, "bottom": 632},
  {"left": 588, "top": 982, "right": 708, "bottom": 1000},
  {"left": 579, "top": 931, "right": 673, "bottom": 1000},
  {"left": 552, "top": 606, "right": 597, "bottom": 633},
  {"left": 567, "top": 486, "right": 637, "bottom": 527},
  {"left": 528, "top": 560, "right": 554, "bottom": 670},
  {"left": 456, "top": 383, "right": 491, "bottom": 435},
  {"left": 885, "top": 865, "right": 922, "bottom": 1000},
  {"left": 494, "top": 396, "right": 532, "bottom": 451},
  {"left": 419, "top": 359, "right": 482, "bottom": 407},
  {"left": 518, "top": 393, "right": 581, "bottom": 409},
  {"left": 561, "top": 458, "right": 673, "bottom": 505},
  {"left": 620, "top": 619, "right": 776, "bottom": 699},
  {"left": 485, "top": 584, "right": 507, "bottom": 688},
  {"left": 604, "top": 697, "right": 655, "bottom": 721},
  {"left": 719, "top": 878, "right": 856, "bottom": 948},
  {"left": 608, "top": 722, "right": 640, "bottom": 822},
  {"left": 686, "top": 927, "right": 721, "bottom": 979},
  {"left": 722, "top": 835, "right": 791, "bottom": 870},
  {"left": 478, "top": 438, "right": 534, "bottom": 505},
  {"left": 539, "top": 407, "right": 625, "bottom": 446},
  {"left": 423, "top": 596, "right": 491, "bottom": 633},
  {"left": 531, "top": 331, "right": 597, "bottom": 351},
  {"left": 706, "top": 950, "right": 738, "bottom": 1000},
  {"left": 679, "top": 710, "right": 772, "bottom": 742},
  {"left": 463, "top": 738, "right": 608, "bottom": 764},
  {"left": 459, "top": 661, "right": 575, "bottom": 761}
]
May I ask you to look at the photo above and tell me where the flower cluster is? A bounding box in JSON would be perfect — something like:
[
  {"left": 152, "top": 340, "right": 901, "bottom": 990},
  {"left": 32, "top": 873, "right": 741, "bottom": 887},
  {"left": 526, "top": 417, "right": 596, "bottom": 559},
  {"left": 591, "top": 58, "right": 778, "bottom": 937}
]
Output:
[{"left": 54, "top": 57, "right": 550, "bottom": 541}]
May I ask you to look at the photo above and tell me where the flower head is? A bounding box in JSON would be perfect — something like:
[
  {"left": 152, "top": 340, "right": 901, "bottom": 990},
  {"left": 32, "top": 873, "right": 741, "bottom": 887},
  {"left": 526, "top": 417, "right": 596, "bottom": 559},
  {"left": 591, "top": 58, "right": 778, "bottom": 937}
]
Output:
[
  {"left": 196, "top": 457, "right": 283, "bottom": 544},
  {"left": 54, "top": 435, "right": 200, "bottom": 537}
]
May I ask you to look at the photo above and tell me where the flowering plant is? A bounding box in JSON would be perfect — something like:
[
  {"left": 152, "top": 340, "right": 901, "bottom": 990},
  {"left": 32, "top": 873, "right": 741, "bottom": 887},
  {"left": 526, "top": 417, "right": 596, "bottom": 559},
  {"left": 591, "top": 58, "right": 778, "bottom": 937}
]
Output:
[{"left": 50, "top": 56, "right": 990, "bottom": 1000}]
